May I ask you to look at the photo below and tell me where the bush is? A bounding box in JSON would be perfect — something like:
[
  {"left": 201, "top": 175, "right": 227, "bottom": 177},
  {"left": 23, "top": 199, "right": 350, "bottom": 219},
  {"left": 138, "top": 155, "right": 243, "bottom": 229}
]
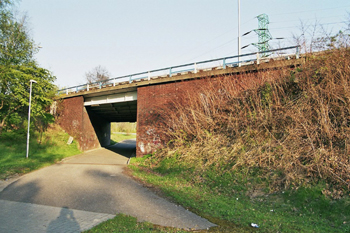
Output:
[{"left": 153, "top": 48, "right": 350, "bottom": 195}]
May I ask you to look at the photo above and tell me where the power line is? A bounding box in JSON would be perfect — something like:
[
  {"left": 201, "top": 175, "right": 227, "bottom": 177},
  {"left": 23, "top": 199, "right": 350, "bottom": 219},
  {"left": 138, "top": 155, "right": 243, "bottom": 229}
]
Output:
[
  {"left": 270, "top": 15, "right": 346, "bottom": 25},
  {"left": 183, "top": 38, "right": 238, "bottom": 62},
  {"left": 269, "top": 21, "right": 348, "bottom": 31},
  {"left": 169, "top": 5, "right": 350, "bottom": 66},
  {"left": 271, "top": 5, "right": 350, "bottom": 16},
  {"left": 163, "top": 17, "right": 256, "bottom": 64}
]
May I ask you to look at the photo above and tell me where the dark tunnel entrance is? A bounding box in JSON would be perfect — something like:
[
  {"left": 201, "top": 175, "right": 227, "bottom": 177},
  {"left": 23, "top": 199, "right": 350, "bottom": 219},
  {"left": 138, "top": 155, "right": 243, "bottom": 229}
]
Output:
[{"left": 85, "top": 100, "right": 137, "bottom": 157}]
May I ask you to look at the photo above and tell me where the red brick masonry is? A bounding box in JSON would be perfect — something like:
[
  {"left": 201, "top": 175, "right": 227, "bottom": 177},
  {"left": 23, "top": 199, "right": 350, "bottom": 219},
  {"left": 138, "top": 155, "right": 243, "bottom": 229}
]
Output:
[
  {"left": 136, "top": 69, "right": 286, "bottom": 157},
  {"left": 57, "top": 96, "right": 100, "bottom": 151}
]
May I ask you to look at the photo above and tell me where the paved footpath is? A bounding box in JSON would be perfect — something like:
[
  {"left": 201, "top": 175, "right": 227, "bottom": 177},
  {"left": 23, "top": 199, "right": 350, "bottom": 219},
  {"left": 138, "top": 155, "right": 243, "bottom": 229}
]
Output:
[{"left": 0, "top": 142, "right": 215, "bottom": 232}]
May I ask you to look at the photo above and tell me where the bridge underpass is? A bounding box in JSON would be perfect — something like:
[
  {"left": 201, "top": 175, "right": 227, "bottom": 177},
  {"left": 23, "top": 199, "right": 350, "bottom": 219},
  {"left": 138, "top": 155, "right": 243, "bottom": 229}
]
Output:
[
  {"left": 84, "top": 91, "right": 137, "bottom": 148},
  {"left": 85, "top": 98, "right": 137, "bottom": 123},
  {"left": 57, "top": 46, "right": 303, "bottom": 156}
]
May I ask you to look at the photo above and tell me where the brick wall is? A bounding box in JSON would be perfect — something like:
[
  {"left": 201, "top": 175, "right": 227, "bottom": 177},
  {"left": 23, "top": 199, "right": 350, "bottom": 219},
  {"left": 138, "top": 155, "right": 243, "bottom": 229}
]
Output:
[
  {"left": 136, "top": 69, "right": 284, "bottom": 157},
  {"left": 57, "top": 96, "right": 100, "bottom": 151},
  {"left": 136, "top": 77, "right": 223, "bottom": 157}
]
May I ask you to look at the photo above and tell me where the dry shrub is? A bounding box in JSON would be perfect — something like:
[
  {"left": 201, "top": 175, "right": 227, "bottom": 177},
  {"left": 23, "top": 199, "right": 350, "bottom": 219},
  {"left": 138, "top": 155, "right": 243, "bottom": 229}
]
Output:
[{"left": 156, "top": 48, "right": 350, "bottom": 193}]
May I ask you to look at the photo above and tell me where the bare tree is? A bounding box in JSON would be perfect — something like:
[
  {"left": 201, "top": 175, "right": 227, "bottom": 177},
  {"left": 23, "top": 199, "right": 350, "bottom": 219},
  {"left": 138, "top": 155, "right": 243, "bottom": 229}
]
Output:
[
  {"left": 85, "top": 65, "right": 110, "bottom": 84},
  {"left": 293, "top": 16, "right": 350, "bottom": 53}
]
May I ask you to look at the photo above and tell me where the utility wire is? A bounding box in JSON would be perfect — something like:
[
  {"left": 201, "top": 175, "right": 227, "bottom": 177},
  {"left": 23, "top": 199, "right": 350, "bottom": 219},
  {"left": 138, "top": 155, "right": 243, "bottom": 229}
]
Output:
[
  {"left": 270, "top": 15, "right": 346, "bottom": 24},
  {"left": 183, "top": 38, "right": 238, "bottom": 63},
  {"left": 163, "top": 17, "right": 256, "bottom": 65},
  {"left": 270, "top": 21, "right": 348, "bottom": 31},
  {"left": 171, "top": 5, "right": 349, "bottom": 66},
  {"left": 271, "top": 5, "right": 350, "bottom": 16}
]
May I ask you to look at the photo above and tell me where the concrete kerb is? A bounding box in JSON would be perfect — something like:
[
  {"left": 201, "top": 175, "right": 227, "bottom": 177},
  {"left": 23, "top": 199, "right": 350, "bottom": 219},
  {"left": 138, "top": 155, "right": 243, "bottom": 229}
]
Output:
[{"left": 0, "top": 175, "right": 21, "bottom": 193}]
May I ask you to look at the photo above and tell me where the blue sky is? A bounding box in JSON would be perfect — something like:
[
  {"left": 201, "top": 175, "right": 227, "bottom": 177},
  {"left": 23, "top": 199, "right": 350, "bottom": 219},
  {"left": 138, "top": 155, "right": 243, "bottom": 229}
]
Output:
[{"left": 17, "top": 0, "right": 350, "bottom": 88}]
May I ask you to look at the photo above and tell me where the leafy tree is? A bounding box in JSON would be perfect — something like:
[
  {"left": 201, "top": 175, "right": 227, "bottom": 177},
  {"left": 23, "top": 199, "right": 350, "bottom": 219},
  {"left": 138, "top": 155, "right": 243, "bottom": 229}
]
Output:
[
  {"left": 0, "top": 0, "right": 56, "bottom": 134},
  {"left": 85, "top": 65, "right": 110, "bottom": 84},
  {"left": 0, "top": 63, "right": 56, "bottom": 133}
]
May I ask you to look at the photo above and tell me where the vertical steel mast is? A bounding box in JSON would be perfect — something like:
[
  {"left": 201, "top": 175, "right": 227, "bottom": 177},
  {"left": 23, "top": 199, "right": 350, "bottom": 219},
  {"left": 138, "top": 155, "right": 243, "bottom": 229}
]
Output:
[
  {"left": 252, "top": 13, "right": 272, "bottom": 57},
  {"left": 238, "top": 0, "right": 241, "bottom": 66}
]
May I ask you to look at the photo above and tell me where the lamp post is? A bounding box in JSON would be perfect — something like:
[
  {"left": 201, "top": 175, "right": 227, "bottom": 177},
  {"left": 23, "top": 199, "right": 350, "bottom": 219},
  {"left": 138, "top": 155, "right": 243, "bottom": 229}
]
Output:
[
  {"left": 26, "top": 79, "right": 37, "bottom": 159},
  {"left": 238, "top": 0, "right": 241, "bottom": 67}
]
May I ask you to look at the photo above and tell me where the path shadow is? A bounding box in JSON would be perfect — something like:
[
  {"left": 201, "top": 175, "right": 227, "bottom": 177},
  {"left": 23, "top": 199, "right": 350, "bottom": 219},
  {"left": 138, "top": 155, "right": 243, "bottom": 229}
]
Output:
[
  {"left": 0, "top": 180, "right": 40, "bottom": 203},
  {"left": 47, "top": 207, "right": 80, "bottom": 233},
  {"left": 105, "top": 139, "right": 136, "bottom": 158}
]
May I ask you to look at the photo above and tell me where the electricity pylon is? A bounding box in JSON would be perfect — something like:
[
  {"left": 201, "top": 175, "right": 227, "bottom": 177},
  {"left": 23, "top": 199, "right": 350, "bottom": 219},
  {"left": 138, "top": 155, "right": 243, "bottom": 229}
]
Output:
[{"left": 252, "top": 13, "right": 272, "bottom": 57}]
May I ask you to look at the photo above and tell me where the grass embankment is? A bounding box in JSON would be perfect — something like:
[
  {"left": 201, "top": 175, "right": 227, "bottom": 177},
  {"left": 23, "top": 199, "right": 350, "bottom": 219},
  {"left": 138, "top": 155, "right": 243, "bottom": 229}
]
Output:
[
  {"left": 129, "top": 156, "right": 350, "bottom": 232},
  {"left": 0, "top": 124, "right": 81, "bottom": 179},
  {"left": 126, "top": 48, "right": 350, "bottom": 232}
]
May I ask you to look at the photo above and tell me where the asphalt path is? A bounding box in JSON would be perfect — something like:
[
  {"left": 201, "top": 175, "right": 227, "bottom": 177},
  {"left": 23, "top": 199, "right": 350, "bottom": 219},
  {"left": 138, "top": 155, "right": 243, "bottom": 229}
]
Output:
[{"left": 0, "top": 140, "right": 215, "bottom": 232}]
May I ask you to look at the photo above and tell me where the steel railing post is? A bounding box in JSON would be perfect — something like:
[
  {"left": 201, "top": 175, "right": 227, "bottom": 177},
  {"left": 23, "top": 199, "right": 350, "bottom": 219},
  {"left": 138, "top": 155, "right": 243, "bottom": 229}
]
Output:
[
  {"left": 296, "top": 46, "right": 300, "bottom": 59},
  {"left": 223, "top": 58, "right": 226, "bottom": 69},
  {"left": 169, "top": 67, "right": 172, "bottom": 77},
  {"left": 256, "top": 52, "right": 260, "bottom": 65}
]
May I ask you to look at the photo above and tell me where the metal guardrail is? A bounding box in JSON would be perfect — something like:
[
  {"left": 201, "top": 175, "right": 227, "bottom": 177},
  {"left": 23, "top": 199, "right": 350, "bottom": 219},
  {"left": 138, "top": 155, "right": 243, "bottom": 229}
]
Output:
[{"left": 58, "top": 46, "right": 300, "bottom": 95}]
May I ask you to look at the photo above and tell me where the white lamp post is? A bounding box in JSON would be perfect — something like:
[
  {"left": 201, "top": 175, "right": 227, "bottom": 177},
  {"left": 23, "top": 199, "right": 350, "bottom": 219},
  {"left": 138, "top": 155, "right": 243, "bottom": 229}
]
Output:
[
  {"left": 238, "top": 0, "right": 241, "bottom": 67},
  {"left": 26, "top": 79, "right": 37, "bottom": 159}
]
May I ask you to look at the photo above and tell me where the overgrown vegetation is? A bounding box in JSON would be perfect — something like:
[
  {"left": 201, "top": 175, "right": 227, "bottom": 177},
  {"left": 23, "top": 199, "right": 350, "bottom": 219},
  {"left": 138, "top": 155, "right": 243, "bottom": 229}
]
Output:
[
  {"left": 0, "top": 125, "right": 80, "bottom": 179},
  {"left": 152, "top": 47, "right": 350, "bottom": 196},
  {"left": 127, "top": 37, "right": 350, "bottom": 231}
]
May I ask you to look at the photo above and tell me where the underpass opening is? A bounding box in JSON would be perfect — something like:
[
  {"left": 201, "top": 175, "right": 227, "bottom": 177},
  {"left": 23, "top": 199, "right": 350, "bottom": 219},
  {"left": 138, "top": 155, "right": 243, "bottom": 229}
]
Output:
[
  {"left": 109, "top": 122, "right": 136, "bottom": 158},
  {"left": 85, "top": 99, "right": 137, "bottom": 157}
]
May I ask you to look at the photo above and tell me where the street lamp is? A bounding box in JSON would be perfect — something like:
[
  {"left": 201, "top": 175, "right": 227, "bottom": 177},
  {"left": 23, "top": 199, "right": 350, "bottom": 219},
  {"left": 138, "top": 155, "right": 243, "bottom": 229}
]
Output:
[
  {"left": 26, "top": 79, "right": 37, "bottom": 159},
  {"left": 238, "top": 0, "right": 241, "bottom": 67}
]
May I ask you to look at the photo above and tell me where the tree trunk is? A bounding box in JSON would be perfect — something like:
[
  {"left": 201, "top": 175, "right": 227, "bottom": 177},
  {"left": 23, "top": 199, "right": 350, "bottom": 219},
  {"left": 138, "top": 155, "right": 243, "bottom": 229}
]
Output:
[{"left": 0, "top": 123, "right": 4, "bottom": 135}]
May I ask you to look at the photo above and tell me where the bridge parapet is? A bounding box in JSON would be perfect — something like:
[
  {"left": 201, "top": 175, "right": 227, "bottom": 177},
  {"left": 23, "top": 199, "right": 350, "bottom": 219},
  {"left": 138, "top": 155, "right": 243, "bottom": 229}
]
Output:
[{"left": 58, "top": 46, "right": 300, "bottom": 97}]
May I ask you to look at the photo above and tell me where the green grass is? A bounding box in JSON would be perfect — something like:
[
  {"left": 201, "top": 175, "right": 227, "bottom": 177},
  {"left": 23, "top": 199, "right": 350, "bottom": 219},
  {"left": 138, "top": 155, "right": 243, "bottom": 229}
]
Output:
[
  {"left": 84, "top": 214, "right": 188, "bottom": 233},
  {"left": 110, "top": 132, "right": 136, "bottom": 145},
  {"left": 0, "top": 126, "right": 81, "bottom": 179},
  {"left": 127, "top": 155, "right": 350, "bottom": 233},
  {"left": 111, "top": 122, "right": 137, "bottom": 134}
]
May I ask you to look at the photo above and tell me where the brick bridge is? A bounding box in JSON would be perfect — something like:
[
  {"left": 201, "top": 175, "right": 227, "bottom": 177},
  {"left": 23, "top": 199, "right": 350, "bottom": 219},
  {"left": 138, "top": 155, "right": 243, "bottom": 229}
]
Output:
[{"left": 56, "top": 46, "right": 301, "bottom": 157}]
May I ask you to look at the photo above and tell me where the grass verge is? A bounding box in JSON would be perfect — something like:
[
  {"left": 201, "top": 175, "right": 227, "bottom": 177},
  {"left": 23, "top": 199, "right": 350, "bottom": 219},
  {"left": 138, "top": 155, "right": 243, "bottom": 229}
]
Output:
[
  {"left": 111, "top": 122, "right": 137, "bottom": 134},
  {"left": 84, "top": 214, "right": 188, "bottom": 233},
  {"left": 0, "top": 124, "right": 81, "bottom": 179},
  {"left": 110, "top": 132, "right": 136, "bottom": 145},
  {"left": 127, "top": 155, "right": 350, "bottom": 233}
]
